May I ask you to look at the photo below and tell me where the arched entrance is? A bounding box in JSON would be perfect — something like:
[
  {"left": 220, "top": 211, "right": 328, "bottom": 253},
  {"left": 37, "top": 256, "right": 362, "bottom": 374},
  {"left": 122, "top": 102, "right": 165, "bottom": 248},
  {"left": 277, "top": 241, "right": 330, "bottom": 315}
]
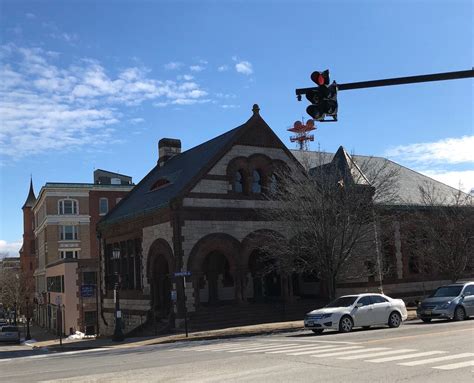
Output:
[
  {"left": 147, "top": 239, "right": 174, "bottom": 320},
  {"left": 248, "top": 249, "right": 281, "bottom": 302},
  {"left": 150, "top": 254, "right": 171, "bottom": 318},
  {"left": 202, "top": 251, "right": 234, "bottom": 305}
]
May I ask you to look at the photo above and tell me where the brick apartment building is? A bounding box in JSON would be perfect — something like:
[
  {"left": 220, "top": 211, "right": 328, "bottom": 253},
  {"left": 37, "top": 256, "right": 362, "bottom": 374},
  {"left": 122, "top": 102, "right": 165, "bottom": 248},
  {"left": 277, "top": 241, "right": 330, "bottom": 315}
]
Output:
[{"left": 25, "top": 170, "right": 134, "bottom": 335}]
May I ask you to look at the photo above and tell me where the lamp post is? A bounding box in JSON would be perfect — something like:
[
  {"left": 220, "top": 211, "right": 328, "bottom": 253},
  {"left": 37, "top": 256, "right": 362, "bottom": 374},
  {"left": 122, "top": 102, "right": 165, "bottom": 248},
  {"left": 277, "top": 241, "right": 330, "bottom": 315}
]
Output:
[
  {"left": 25, "top": 297, "right": 31, "bottom": 341},
  {"left": 112, "top": 247, "right": 124, "bottom": 342}
]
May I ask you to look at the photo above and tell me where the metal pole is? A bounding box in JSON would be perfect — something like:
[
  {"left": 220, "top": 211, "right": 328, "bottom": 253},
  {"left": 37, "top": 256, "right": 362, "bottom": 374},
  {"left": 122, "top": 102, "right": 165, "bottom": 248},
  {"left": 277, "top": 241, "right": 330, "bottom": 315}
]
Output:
[
  {"left": 183, "top": 276, "right": 188, "bottom": 338},
  {"left": 25, "top": 299, "right": 31, "bottom": 341},
  {"left": 112, "top": 248, "right": 124, "bottom": 342},
  {"left": 295, "top": 69, "right": 474, "bottom": 96}
]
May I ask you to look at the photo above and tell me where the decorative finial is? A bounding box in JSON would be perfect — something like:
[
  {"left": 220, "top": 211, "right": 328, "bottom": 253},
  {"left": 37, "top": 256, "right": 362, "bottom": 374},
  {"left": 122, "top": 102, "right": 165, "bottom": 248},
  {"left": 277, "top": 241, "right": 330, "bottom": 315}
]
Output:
[{"left": 252, "top": 104, "right": 260, "bottom": 115}]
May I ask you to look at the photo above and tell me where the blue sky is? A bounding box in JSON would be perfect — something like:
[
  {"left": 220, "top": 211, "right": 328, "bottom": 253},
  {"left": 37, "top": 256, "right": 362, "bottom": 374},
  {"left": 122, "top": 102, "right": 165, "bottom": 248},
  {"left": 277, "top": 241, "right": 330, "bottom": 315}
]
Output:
[{"left": 1, "top": 0, "right": 473, "bottom": 257}]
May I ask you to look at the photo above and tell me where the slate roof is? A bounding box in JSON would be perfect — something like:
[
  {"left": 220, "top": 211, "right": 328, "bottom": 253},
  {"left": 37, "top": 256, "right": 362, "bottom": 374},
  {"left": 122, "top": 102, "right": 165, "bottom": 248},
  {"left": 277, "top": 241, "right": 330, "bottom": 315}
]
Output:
[
  {"left": 99, "top": 118, "right": 250, "bottom": 226},
  {"left": 291, "top": 149, "right": 466, "bottom": 206}
]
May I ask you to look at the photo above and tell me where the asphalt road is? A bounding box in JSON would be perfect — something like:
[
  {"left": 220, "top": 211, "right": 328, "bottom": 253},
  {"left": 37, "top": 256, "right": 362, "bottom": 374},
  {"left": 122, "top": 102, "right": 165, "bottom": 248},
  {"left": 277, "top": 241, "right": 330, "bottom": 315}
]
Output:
[{"left": 1, "top": 319, "right": 473, "bottom": 382}]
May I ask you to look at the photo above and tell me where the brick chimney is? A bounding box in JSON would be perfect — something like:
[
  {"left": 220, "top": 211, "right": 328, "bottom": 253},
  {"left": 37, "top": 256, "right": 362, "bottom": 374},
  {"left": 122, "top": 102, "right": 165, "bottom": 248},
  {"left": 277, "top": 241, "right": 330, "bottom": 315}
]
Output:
[{"left": 158, "top": 138, "right": 181, "bottom": 167}]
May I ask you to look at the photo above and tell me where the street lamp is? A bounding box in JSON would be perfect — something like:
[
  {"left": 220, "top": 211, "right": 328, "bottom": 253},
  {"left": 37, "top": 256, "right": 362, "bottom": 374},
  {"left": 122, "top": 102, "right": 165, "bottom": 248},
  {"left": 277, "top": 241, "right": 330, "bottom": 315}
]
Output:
[
  {"left": 25, "top": 297, "right": 31, "bottom": 341},
  {"left": 112, "top": 247, "right": 124, "bottom": 342}
]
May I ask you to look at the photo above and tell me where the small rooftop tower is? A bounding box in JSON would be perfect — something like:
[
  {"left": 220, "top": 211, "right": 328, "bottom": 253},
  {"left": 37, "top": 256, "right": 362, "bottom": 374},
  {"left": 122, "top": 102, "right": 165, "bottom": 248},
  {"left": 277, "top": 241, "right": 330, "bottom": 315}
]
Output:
[{"left": 287, "top": 118, "right": 316, "bottom": 151}]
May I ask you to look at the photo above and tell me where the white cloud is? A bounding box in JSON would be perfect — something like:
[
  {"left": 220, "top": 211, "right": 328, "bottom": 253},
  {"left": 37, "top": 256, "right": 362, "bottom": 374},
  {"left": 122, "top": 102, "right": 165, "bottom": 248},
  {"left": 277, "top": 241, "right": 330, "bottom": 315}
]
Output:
[
  {"left": 25, "top": 13, "right": 36, "bottom": 19},
  {"left": 386, "top": 136, "right": 474, "bottom": 165},
  {"left": 0, "top": 44, "right": 211, "bottom": 161},
  {"left": 129, "top": 117, "right": 144, "bottom": 124},
  {"left": 0, "top": 239, "right": 22, "bottom": 258},
  {"left": 220, "top": 104, "right": 240, "bottom": 109},
  {"left": 177, "top": 74, "right": 194, "bottom": 81},
  {"left": 217, "top": 65, "right": 229, "bottom": 72},
  {"left": 164, "top": 61, "right": 183, "bottom": 70},
  {"left": 235, "top": 61, "right": 253, "bottom": 75},
  {"left": 420, "top": 169, "right": 474, "bottom": 193},
  {"left": 190, "top": 65, "right": 205, "bottom": 72}
]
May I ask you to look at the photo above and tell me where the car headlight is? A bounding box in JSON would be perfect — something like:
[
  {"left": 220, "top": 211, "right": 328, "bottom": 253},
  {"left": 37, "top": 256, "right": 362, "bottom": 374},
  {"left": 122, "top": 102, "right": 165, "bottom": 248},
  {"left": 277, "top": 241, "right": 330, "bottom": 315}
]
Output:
[
  {"left": 439, "top": 301, "right": 452, "bottom": 309},
  {"left": 322, "top": 313, "right": 332, "bottom": 319}
]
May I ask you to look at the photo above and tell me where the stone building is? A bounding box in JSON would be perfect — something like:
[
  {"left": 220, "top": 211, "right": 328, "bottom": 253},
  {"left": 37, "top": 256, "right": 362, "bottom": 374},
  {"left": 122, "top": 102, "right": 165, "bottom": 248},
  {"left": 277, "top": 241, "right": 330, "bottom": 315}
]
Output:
[
  {"left": 28, "top": 170, "right": 133, "bottom": 335},
  {"left": 97, "top": 105, "right": 472, "bottom": 335}
]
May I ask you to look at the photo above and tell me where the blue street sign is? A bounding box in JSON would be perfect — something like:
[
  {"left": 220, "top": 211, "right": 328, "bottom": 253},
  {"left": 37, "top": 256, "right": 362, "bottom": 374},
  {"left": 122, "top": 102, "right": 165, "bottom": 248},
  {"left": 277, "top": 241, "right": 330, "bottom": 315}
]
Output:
[
  {"left": 81, "top": 284, "right": 95, "bottom": 298},
  {"left": 174, "top": 271, "right": 191, "bottom": 277}
]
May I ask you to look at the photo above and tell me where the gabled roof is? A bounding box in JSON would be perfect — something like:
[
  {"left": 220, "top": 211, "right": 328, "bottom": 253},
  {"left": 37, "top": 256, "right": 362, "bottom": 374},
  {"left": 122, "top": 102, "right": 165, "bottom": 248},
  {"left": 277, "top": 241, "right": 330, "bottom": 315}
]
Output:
[
  {"left": 22, "top": 177, "right": 36, "bottom": 209},
  {"left": 291, "top": 149, "right": 467, "bottom": 206},
  {"left": 100, "top": 106, "right": 284, "bottom": 226}
]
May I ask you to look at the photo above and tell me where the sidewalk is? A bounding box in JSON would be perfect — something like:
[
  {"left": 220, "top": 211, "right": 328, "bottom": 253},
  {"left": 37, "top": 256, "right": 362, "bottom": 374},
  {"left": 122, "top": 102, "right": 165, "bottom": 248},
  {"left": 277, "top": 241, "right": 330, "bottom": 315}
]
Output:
[{"left": 26, "top": 309, "right": 418, "bottom": 352}]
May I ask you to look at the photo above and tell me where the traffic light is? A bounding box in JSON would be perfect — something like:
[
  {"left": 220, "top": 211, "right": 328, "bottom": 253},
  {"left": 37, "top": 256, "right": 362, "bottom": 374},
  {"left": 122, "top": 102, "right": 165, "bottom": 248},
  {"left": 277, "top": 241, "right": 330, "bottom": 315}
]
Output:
[{"left": 306, "top": 70, "right": 338, "bottom": 121}]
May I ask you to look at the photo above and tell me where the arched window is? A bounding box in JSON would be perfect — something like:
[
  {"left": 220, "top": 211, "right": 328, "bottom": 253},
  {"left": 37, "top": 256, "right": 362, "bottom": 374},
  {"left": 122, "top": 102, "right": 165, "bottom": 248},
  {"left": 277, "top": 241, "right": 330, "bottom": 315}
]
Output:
[
  {"left": 234, "top": 170, "right": 244, "bottom": 193},
  {"left": 252, "top": 170, "right": 262, "bottom": 193},
  {"left": 269, "top": 174, "right": 278, "bottom": 195}
]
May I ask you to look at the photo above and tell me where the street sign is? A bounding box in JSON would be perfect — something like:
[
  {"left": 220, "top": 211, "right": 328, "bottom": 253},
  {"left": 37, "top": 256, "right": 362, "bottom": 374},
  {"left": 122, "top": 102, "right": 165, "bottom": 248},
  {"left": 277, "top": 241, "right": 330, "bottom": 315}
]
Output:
[
  {"left": 170, "top": 290, "right": 177, "bottom": 302},
  {"left": 174, "top": 271, "right": 191, "bottom": 277},
  {"left": 55, "top": 295, "right": 62, "bottom": 305},
  {"left": 81, "top": 284, "right": 95, "bottom": 298}
]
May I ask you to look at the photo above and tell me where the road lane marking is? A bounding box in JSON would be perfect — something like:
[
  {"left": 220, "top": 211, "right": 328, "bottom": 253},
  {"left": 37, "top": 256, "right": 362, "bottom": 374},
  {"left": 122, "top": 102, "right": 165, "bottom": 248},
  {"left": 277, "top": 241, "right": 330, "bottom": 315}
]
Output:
[
  {"left": 185, "top": 343, "right": 258, "bottom": 351},
  {"left": 0, "top": 347, "right": 114, "bottom": 363},
  {"left": 433, "top": 360, "right": 474, "bottom": 370},
  {"left": 266, "top": 345, "right": 340, "bottom": 354},
  {"left": 367, "top": 351, "right": 445, "bottom": 363},
  {"left": 339, "top": 349, "right": 417, "bottom": 360},
  {"left": 286, "top": 345, "right": 343, "bottom": 355},
  {"left": 399, "top": 353, "right": 474, "bottom": 366},
  {"left": 241, "top": 344, "right": 302, "bottom": 353},
  {"left": 226, "top": 343, "right": 294, "bottom": 353},
  {"left": 292, "top": 346, "right": 362, "bottom": 356},
  {"left": 312, "top": 347, "right": 390, "bottom": 358},
  {"left": 361, "top": 327, "right": 474, "bottom": 345}
]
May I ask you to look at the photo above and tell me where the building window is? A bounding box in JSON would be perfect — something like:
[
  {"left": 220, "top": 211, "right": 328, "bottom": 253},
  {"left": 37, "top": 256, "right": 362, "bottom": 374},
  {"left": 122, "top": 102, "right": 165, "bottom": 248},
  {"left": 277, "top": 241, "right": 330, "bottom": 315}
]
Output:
[
  {"left": 60, "top": 250, "right": 79, "bottom": 259},
  {"left": 252, "top": 170, "right": 262, "bottom": 193},
  {"left": 59, "top": 225, "right": 78, "bottom": 241},
  {"left": 234, "top": 170, "right": 244, "bottom": 193},
  {"left": 58, "top": 199, "right": 78, "bottom": 215},
  {"left": 83, "top": 271, "right": 97, "bottom": 285},
  {"left": 47, "top": 275, "right": 64, "bottom": 293},
  {"left": 99, "top": 198, "right": 108, "bottom": 215}
]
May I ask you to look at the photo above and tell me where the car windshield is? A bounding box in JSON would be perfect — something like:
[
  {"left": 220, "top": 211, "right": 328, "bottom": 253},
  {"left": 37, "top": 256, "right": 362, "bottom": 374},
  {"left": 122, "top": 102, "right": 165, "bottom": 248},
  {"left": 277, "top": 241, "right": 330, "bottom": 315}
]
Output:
[
  {"left": 431, "top": 286, "right": 463, "bottom": 298},
  {"left": 325, "top": 296, "right": 357, "bottom": 308}
]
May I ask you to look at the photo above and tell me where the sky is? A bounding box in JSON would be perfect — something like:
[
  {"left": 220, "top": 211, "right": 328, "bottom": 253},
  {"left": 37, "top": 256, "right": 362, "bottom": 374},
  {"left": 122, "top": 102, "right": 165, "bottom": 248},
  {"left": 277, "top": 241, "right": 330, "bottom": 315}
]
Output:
[{"left": 0, "top": 0, "right": 473, "bottom": 257}]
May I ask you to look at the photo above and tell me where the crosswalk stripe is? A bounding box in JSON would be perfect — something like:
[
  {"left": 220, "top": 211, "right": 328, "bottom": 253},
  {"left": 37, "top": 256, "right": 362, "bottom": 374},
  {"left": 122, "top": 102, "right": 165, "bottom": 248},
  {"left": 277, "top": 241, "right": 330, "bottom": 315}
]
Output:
[
  {"left": 186, "top": 343, "right": 257, "bottom": 351},
  {"left": 339, "top": 349, "right": 417, "bottom": 360},
  {"left": 226, "top": 344, "right": 292, "bottom": 353},
  {"left": 367, "top": 351, "right": 446, "bottom": 363},
  {"left": 266, "top": 345, "right": 340, "bottom": 354},
  {"left": 302, "top": 346, "right": 362, "bottom": 356},
  {"left": 242, "top": 344, "right": 302, "bottom": 353},
  {"left": 399, "top": 353, "right": 474, "bottom": 366},
  {"left": 313, "top": 347, "right": 390, "bottom": 358},
  {"left": 287, "top": 345, "right": 343, "bottom": 356},
  {"left": 433, "top": 360, "right": 474, "bottom": 370}
]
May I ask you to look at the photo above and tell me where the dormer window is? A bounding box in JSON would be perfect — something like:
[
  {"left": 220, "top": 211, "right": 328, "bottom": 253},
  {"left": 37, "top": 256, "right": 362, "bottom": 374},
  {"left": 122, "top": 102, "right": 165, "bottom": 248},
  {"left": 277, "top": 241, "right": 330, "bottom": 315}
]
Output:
[
  {"left": 58, "top": 199, "right": 78, "bottom": 215},
  {"left": 234, "top": 170, "right": 244, "bottom": 193},
  {"left": 252, "top": 170, "right": 262, "bottom": 193},
  {"left": 150, "top": 178, "right": 170, "bottom": 192}
]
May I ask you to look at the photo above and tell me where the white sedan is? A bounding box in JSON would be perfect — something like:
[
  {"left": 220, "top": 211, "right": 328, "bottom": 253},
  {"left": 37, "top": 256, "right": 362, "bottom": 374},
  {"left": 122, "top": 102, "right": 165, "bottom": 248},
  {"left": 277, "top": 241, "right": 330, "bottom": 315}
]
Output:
[{"left": 304, "top": 293, "right": 408, "bottom": 334}]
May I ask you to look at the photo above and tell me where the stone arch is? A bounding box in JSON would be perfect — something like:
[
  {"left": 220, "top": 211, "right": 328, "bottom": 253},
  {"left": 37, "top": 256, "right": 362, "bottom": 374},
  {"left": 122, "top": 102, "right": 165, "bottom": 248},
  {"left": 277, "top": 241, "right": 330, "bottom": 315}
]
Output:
[
  {"left": 226, "top": 156, "right": 250, "bottom": 194},
  {"left": 187, "top": 233, "right": 241, "bottom": 306},
  {"left": 147, "top": 239, "right": 175, "bottom": 319},
  {"left": 248, "top": 154, "right": 273, "bottom": 193}
]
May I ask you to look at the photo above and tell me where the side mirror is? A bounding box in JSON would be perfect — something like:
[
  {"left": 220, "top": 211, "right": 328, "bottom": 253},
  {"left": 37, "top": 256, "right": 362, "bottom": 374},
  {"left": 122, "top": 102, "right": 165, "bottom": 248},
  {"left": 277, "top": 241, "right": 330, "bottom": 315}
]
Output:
[{"left": 355, "top": 303, "right": 363, "bottom": 308}]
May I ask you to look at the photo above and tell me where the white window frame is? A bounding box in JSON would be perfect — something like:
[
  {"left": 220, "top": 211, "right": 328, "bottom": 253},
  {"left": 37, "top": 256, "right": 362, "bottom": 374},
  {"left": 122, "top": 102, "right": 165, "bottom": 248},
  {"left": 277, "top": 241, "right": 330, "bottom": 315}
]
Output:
[
  {"left": 59, "top": 250, "right": 79, "bottom": 259},
  {"left": 59, "top": 225, "right": 79, "bottom": 241},
  {"left": 99, "top": 198, "right": 109, "bottom": 216},
  {"left": 58, "top": 199, "right": 79, "bottom": 215}
]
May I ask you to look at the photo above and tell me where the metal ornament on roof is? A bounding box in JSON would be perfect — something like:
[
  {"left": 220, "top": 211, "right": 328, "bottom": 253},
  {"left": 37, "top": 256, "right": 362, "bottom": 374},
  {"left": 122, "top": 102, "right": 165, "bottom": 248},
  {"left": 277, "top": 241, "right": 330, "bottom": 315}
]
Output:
[{"left": 287, "top": 118, "right": 316, "bottom": 150}]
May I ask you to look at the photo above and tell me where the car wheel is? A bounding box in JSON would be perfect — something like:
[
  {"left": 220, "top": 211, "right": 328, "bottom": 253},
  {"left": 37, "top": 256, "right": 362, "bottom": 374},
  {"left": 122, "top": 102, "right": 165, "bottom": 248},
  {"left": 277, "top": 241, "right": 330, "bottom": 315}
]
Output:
[
  {"left": 312, "top": 329, "right": 323, "bottom": 335},
  {"left": 421, "top": 318, "right": 432, "bottom": 323},
  {"left": 388, "top": 311, "right": 402, "bottom": 328},
  {"left": 453, "top": 306, "right": 466, "bottom": 321},
  {"left": 339, "top": 315, "right": 353, "bottom": 333}
]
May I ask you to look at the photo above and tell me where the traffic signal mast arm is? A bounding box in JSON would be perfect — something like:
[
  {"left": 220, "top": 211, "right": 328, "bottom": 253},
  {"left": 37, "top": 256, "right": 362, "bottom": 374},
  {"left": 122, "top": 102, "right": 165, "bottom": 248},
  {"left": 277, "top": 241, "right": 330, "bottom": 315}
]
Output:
[{"left": 295, "top": 69, "right": 474, "bottom": 98}]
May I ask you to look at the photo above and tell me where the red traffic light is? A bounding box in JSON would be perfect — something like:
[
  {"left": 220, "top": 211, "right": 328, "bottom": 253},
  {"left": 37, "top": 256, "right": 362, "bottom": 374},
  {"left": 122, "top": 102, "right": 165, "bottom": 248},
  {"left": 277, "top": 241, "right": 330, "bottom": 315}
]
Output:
[{"left": 311, "top": 70, "right": 330, "bottom": 86}]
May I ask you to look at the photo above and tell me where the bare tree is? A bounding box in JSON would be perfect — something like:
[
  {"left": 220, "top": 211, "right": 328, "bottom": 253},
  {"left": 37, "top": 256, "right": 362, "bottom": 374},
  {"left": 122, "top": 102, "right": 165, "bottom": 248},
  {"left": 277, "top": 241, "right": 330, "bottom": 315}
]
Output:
[
  {"left": 260, "top": 149, "right": 400, "bottom": 300},
  {"left": 0, "top": 268, "right": 34, "bottom": 321},
  {"left": 408, "top": 183, "right": 474, "bottom": 283}
]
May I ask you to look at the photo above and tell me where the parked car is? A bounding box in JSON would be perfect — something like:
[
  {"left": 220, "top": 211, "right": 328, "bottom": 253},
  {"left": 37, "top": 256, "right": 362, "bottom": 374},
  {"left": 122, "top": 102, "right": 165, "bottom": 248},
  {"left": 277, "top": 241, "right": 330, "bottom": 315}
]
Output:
[
  {"left": 0, "top": 325, "right": 21, "bottom": 344},
  {"left": 304, "top": 293, "right": 408, "bottom": 334},
  {"left": 417, "top": 282, "right": 474, "bottom": 322}
]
